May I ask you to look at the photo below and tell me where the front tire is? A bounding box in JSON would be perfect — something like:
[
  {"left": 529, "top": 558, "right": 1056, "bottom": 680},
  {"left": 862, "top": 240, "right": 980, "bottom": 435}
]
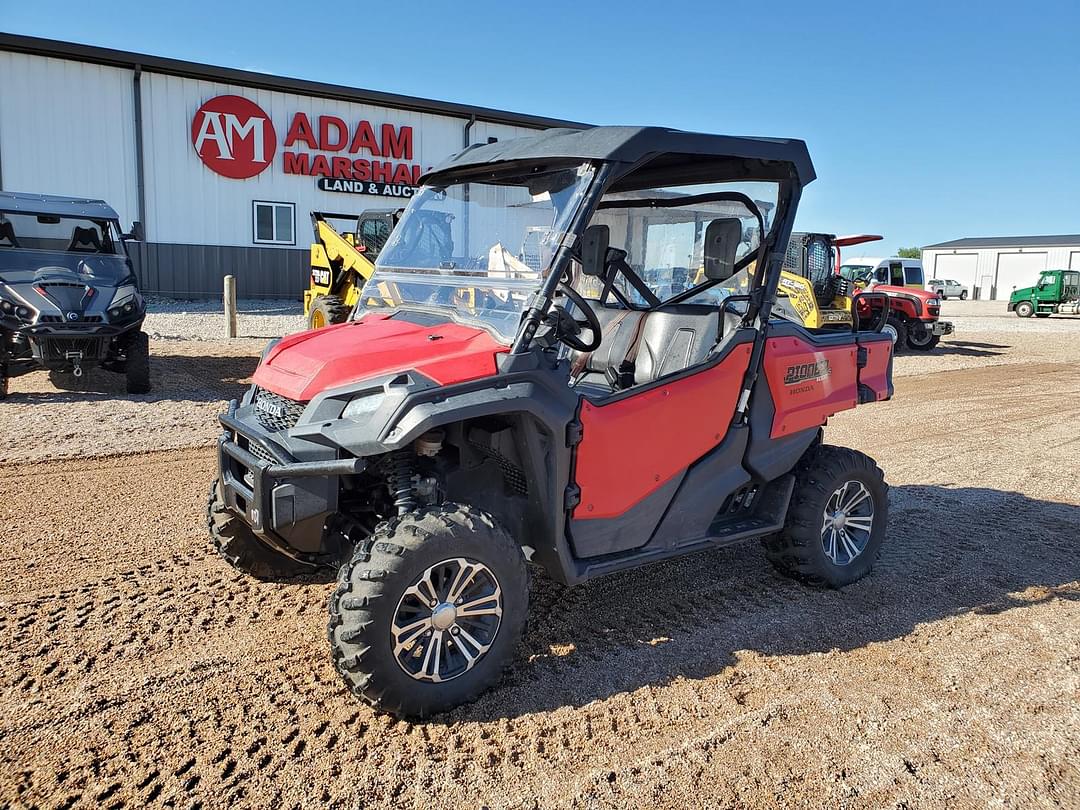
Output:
[
  {"left": 125, "top": 330, "right": 151, "bottom": 394},
  {"left": 960, "top": 290, "right": 968, "bottom": 300},
  {"left": 328, "top": 503, "right": 528, "bottom": 718},
  {"left": 206, "top": 479, "right": 317, "bottom": 580},
  {"left": 764, "top": 445, "right": 888, "bottom": 587},
  {"left": 308, "top": 294, "right": 351, "bottom": 329},
  {"left": 1015, "top": 301, "right": 1034, "bottom": 318},
  {"left": 905, "top": 322, "right": 941, "bottom": 351}
]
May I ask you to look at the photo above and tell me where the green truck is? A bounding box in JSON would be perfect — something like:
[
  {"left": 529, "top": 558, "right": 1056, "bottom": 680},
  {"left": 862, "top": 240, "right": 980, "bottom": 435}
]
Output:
[{"left": 1008, "top": 269, "right": 1080, "bottom": 317}]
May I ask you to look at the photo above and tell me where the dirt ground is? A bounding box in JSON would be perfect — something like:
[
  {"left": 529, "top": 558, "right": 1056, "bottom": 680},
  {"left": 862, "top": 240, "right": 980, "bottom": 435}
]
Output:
[{"left": 1, "top": 315, "right": 1079, "bottom": 808}]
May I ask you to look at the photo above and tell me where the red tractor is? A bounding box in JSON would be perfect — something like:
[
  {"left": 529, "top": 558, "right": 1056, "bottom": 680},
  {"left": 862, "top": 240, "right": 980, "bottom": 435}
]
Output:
[
  {"left": 837, "top": 236, "right": 954, "bottom": 351},
  {"left": 209, "top": 127, "right": 895, "bottom": 717}
]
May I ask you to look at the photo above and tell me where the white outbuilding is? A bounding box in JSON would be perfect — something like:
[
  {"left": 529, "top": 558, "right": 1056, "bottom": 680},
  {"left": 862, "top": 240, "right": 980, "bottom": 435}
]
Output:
[{"left": 921, "top": 235, "right": 1080, "bottom": 301}]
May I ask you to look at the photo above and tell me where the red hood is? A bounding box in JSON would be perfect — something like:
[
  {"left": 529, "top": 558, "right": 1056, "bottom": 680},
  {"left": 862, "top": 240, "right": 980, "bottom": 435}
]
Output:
[
  {"left": 252, "top": 314, "right": 508, "bottom": 401},
  {"left": 857, "top": 284, "right": 936, "bottom": 302}
]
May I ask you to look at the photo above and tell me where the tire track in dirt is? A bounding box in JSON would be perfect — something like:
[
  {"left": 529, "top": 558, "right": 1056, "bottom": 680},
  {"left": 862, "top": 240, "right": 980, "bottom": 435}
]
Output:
[{"left": 1, "top": 352, "right": 1079, "bottom": 808}]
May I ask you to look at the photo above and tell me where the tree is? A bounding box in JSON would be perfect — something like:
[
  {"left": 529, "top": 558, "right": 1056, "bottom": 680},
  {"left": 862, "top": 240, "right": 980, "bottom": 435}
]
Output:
[{"left": 897, "top": 247, "right": 921, "bottom": 258}]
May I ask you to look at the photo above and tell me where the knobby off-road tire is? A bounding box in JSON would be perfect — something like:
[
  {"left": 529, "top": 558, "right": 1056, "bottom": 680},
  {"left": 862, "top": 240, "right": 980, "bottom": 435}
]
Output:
[
  {"left": 882, "top": 315, "right": 908, "bottom": 353},
  {"left": 307, "top": 295, "right": 351, "bottom": 329},
  {"left": 905, "top": 322, "right": 941, "bottom": 351},
  {"left": 1015, "top": 301, "right": 1035, "bottom": 318},
  {"left": 125, "top": 330, "right": 151, "bottom": 394},
  {"left": 206, "top": 479, "right": 316, "bottom": 580},
  {"left": 763, "top": 445, "right": 888, "bottom": 587},
  {"left": 328, "top": 503, "right": 528, "bottom": 718}
]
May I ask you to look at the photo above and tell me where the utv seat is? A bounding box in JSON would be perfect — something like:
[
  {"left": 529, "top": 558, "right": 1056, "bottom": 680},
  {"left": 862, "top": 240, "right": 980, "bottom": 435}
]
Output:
[
  {"left": 67, "top": 226, "right": 104, "bottom": 253},
  {"left": 632, "top": 304, "right": 722, "bottom": 385}
]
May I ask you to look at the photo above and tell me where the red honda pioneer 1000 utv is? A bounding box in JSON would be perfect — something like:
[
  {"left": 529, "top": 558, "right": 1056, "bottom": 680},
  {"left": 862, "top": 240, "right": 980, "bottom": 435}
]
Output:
[{"left": 210, "top": 127, "right": 894, "bottom": 717}]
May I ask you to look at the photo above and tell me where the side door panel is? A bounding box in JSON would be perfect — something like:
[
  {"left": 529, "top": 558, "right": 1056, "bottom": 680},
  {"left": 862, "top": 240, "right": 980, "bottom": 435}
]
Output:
[{"left": 568, "top": 336, "right": 753, "bottom": 557}]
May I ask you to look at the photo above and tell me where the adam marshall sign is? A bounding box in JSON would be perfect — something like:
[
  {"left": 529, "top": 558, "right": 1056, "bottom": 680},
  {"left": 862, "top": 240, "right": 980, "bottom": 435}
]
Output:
[{"left": 191, "top": 94, "right": 423, "bottom": 196}]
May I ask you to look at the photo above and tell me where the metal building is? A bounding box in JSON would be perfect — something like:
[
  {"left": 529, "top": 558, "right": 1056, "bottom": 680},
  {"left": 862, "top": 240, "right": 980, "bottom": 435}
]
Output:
[
  {"left": 922, "top": 235, "right": 1080, "bottom": 301},
  {"left": 0, "top": 33, "right": 584, "bottom": 298}
]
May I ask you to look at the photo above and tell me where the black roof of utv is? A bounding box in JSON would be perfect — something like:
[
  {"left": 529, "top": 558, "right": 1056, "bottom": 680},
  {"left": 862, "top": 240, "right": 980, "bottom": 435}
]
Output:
[
  {"left": 422, "top": 126, "right": 816, "bottom": 189},
  {"left": 0, "top": 190, "right": 120, "bottom": 220}
]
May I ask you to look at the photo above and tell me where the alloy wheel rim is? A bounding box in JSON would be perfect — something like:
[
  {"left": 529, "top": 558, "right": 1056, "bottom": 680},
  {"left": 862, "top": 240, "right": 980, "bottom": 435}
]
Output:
[
  {"left": 820, "top": 480, "right": 875, "bottom": 567},
  {"left": 908, "top": 323, "right": 932, "bottom": 346},
  {"left": 882, "top": 324, "right": 898, "bottom": 344},
  {"left": 391, "top": 557, "right": 502, "bottom": 683}
]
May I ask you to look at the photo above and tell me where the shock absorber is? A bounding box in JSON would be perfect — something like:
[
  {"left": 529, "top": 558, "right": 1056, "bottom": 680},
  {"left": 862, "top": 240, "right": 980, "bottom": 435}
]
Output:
[{"left": 386, "top": 450, "right": 417, "bottom": 514}]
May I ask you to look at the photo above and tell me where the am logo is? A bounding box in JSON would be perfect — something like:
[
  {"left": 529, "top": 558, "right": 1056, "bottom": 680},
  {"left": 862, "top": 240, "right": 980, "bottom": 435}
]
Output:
[{"left": 191, "top": 95, "right": 276, "bottom": 179}]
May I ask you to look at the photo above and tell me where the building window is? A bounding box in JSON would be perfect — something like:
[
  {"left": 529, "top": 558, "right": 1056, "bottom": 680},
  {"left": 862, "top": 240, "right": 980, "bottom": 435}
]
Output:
[{"left": 252, "top": 201, "right": 295, "bottom": 245}]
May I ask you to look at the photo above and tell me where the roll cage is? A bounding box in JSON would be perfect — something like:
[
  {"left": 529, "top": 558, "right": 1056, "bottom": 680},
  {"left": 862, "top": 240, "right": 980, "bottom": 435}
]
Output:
[{"left": 418, "top": 127, "right": 814, "bottom": 359}]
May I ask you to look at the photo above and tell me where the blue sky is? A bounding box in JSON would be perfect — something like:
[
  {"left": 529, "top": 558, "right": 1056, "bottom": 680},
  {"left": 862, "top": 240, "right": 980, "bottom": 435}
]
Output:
[{"left": 2, "top": 0, "right": 1078, "bottom": 249}]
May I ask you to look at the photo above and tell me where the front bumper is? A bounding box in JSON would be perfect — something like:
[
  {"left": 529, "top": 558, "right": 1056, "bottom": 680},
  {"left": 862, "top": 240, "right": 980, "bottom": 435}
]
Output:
[
  {"left": 217, "top": 400, "right": 364, "bottom": 555},
  {"left": 929, "top": 320, "right": 954, "bottom": 336}
]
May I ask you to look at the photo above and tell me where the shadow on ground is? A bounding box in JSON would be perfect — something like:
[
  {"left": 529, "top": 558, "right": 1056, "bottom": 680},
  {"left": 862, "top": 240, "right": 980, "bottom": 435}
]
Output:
[
  {"left": 9, "top": 353, "right": 260, "bottom": 404},
  {"left": 450, "top": 484, "right": 1079, "bottom": 721},
  {"left": 929, "top": 340, "right": 1011, "bottom": 357}
]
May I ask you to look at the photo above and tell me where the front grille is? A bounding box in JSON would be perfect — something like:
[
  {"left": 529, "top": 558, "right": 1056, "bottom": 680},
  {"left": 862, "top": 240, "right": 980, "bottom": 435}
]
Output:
[
  {"left": 252, "top": 387, "right": 307, "bottom": 432},
  {"left": 246, "top": 439, "right": 278, "bottom": 465},
  {"left": 38, "top": 336, "right": 108, "bottom": 361}
]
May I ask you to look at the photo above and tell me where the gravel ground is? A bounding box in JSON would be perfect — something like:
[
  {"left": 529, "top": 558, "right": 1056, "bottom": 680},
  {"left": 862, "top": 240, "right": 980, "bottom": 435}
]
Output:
[
  {"left": 143, "top": 296, "right": 305, "bottom": 340},
  {"left": 1, "top": 317, "right": 1079, "bottom": 808}
]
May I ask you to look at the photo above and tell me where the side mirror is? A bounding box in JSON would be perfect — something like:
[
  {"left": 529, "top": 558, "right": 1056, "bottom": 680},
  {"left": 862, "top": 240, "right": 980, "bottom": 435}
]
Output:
[
  {"left": 702, "top": 218, "right": 742, "bottom": 281},
  {"left": 579, "top": 224, "right": 609, "bottom": 277},
  {"left": 122, "top": 221, "right": 144, "bottom": 241}
]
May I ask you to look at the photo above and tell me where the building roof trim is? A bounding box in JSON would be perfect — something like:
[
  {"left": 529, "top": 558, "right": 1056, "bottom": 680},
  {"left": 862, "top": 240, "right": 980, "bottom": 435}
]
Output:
[
  {"left": 0, "top": 31, "right": 590, "bottom": 131},
  {"left": 923, "top": 234, "right": 1080, "bottom": 250}
]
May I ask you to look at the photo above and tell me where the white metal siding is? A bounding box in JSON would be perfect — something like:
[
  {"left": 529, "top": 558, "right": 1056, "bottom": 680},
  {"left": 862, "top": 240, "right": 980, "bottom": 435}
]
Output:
[
  {"left": 924, "top": 245, "right": 1080, "bottom": 300},
  {"left": 140, "top": 73, "right": 541, "bottom": 248},
  {"left": 995, "top": 252, "right": 1047, "bottom": 297},
  {"left": 0, "top": 52, "right": 139, "bottom": 226},
  {"left": 931, "top": 253, "right": 978, "bottom": 295}
]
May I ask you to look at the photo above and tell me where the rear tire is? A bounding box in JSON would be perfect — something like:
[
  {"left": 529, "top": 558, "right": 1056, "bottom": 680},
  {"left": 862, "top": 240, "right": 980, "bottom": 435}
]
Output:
[
  {"left": 308, "top": 295, "right": 351, "bottom": 329},
  {"left": 207, "top": 479, "right": 317, "bottom": 581},
  {"left": 764, "top": 445, "right": 888, "bottom": 587},
  {"left": 1015, "top": 301, "right": 1034, "bottom": 318},
  {"left": 328, "top": 503, "right": 528, "bottom": 718},
  {"left": 882, "top": 316, "right": 908, "bottom": 352},
  {"left": 125, "top": 330, "right": 151, "bottom": 394}
]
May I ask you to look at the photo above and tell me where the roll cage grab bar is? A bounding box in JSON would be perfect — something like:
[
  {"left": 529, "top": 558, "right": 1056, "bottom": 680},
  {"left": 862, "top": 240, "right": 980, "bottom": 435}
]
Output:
[{"left": 511, "top": 174, "right": 778, "bottom": 355}]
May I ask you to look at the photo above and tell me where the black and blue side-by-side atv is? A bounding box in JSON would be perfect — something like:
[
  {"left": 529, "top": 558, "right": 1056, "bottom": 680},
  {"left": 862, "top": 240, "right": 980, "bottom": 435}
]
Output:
[{"left": 0, "top": 191, "right": 150, "bottom": 398}]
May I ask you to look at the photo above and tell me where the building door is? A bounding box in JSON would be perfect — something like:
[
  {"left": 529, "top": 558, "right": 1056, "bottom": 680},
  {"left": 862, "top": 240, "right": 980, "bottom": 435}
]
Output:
[
  {"left": 933, "top": 253, "right": 978, "bottom": 298},
  {"left": 995, "top": 252, "right": 1048, "bottom": 300}
]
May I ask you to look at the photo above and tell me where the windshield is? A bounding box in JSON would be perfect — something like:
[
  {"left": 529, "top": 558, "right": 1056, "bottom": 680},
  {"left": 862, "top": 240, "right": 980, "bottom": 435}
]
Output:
[
  {"left": 360, "top": 163, "right": 595, "bottom": 340},
  {"left": 0, "top": 212, "right": 132, "bottom": 285},
  {"left": 839, "top": 263, "right": 873, "bottom": 282}
]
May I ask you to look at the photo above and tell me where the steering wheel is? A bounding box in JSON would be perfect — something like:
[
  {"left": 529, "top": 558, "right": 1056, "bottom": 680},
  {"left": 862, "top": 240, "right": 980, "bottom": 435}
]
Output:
[{"left": 546, "top": 282, "right": 602, "bottom": 352}]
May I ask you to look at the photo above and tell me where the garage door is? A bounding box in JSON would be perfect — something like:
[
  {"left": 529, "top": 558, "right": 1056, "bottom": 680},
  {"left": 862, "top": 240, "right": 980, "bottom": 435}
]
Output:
[
  {"left": 1070, "top": 251, "right": 1080, "bottom": 270},
  {"left": 995, "top": 252, "right": 1047, "bottom": 299},
  {"left": 933, "top": 253, "right": 978, "bottom": 296}
]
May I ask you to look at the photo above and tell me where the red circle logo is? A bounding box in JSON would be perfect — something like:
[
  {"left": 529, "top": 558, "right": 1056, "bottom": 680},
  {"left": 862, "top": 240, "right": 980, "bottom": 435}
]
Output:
[{"left": 191, "top": 95, "right": 276, "bottom": 179}]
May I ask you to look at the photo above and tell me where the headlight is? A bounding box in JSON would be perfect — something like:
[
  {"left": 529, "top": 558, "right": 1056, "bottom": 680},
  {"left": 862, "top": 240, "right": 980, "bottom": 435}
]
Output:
[
  {"left": 342, "top": 393, "right": 384, "bottom": 422},
  {"left": 108, "top": 285, "right": 140, "bottom": 319},
  {"left": 110, "top": 285, "right": 138, "bottom": 307},
  {"left": 927, "top": 298, "right": 940, "bottom": 307}
]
